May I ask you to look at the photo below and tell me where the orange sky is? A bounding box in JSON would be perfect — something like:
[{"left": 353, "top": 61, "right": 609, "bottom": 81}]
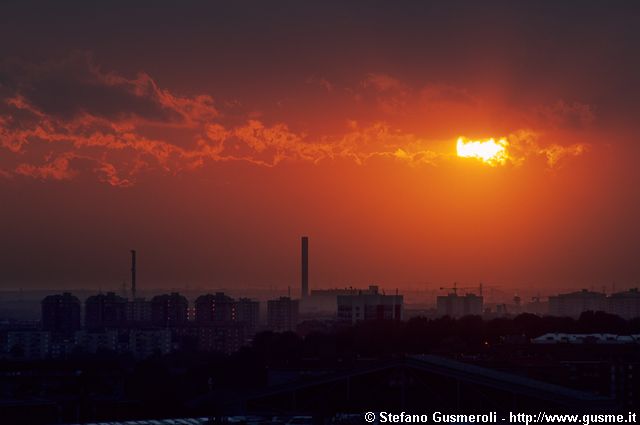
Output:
[{"left": 1, "top": 2, "right": 639, "bottom": 294}]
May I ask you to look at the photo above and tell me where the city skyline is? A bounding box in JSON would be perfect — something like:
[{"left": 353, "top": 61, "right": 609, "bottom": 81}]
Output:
[
  {"left": 2, "top": 2, "right": 640, "bottom": 423},
  {"left": 2, "top": 236, "right": 639, "bottom": 323}
]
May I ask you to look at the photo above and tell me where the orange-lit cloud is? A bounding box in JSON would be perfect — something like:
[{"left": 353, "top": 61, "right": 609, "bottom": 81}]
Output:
[
  {"left": 507, "top": 129, "right": 590, "bottom": 167},
  {"left": 0, "top": 57, "right": 590, "bottom": 186},
  {"left": 15, "top": 152, "right": 78, "bottom": 181}
]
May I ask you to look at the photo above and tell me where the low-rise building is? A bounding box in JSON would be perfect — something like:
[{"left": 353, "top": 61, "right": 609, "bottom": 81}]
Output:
[
  {"left": 532, "top": 333, "right": 640, "bottom": 345},
  {"left": 5, "top": 331, "right": 50, "bottom": 359},
  {"left": 301, "top": 288, "right": 362, "bottom": 314},
  {"left": 548, "top": 290, "right": 608, "bottom": 317},
  {"left": 197, "top": 323, "right": 247, "bottom": 354},
  {"left": 74, "top": 330, "right": 118, "bottom": 353},
  {"left": 128, "top": 329, "right": 172, "bottom": 359},
  {"left": 608, "top": 288, "right": 640, "bottom": 319},
  {"left": 337, "top": 285, "right": 403, "bottom": 324}
]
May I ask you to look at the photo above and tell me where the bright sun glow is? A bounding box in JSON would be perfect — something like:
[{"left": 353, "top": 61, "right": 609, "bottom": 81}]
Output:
[{"left": 456, "top": 137, "right": 509, "bottom": 166}]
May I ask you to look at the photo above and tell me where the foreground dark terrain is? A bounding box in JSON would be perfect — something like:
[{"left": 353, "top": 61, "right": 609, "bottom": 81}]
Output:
[{"left": 1, "top": 312, "right": 639, "bottom": 424}]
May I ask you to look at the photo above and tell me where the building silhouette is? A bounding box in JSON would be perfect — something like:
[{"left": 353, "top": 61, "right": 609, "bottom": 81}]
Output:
[
  {"left": 237, "top": 297, "right": 260, "bottom": 336},
  {"left": 608, "top": 288, "right": 640, "bottom": 319},
  {"left": 126, "top": 298, "right": 152, "bottom": 324},
  {"left": 544, "top": 288, "right": 640, "bottom": 319},
  {"left": 5, "top": 331, "right": 50, "bottom": 359},
  {"left": 41, "top": 292, "right": 81, "bottom": 338},
  {"left": 302, "top": 288, "right": 369, "bottom": 314},
  {"left": 74, "top": 330, "right": 118, "bottom": 353},
  {"left": 549, "top": 289, "right": 607, "bottom": 317},
  {"left": 128, "top": 329, "right": 172, "bottom": 359},
  {"left": 197, "top": 323, "right": 247, "bottom": 354},
  {"left": 195, "top": 292, "right": 236, "bottom": 324},
  {"left": 267, "top": 297, "right": 299, "bottom": 332},
  {"left": 337, "top": 285, "right": 403, "bottom": 323},
  {"left": 150, "top": 292, "right": 189, "bottom": 327},
  {"left": 436, "top": 293, "right": 483, "bottom": 318},
  {"left": 85, "top": 292, "right": 127, "bottom": 329},
  {"left": 192, "top": 293, "right": 260, "bottom": 352}
]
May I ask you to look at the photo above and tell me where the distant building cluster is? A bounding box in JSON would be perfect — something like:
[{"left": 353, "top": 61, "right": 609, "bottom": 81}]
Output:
[
  {"left": 431, "top": 288, "right": 640, "bottom": 319},
  {"left": 12, "top": 236, "right": 640, "bottom": 361},
  {"left": 1, "top": 238, "right": 410, "bottom": 360},
  {"left": 549, "top": 288, "right": 640, "bottom": 319},
  {"left": 0, "top": 291, "right": 264, "bottom": 360},
  {"left": 1, "top": 284, "right": 409, "bottom": 360}
]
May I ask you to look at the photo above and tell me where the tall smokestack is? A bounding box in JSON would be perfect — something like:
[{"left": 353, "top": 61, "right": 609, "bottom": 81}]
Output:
[
  {"left": 131, "top": 249, "right": 137, "bottom": 299},
  {"left": 301, "top": 236, "right": 309, "bottom": 298}
]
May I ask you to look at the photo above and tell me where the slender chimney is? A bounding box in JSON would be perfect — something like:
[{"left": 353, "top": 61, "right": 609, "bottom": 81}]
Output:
[
  {"left": 131, "top": 249, "right": 137, "bottom": 299},
  {"left": 301, "top": 236, "right": 309, "bottom": 298}
]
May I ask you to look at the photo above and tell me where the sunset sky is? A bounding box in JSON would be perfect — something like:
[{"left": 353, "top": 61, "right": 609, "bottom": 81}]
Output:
[{"left": 1, "top": 1, "right": 639, "bottom": 293}]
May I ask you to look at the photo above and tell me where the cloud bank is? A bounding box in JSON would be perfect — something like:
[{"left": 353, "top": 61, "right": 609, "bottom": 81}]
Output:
[{"left": 0, "top": 56, "right": 589, "bottom": 186}]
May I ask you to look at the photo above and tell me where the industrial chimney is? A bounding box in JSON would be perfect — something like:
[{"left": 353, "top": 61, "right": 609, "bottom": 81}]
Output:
[
  {"left": 131, "top": 249, "right": 137, "bottom": 299},
  {"left": 301, "top": 236, "right": 308, "bottom": 298}
]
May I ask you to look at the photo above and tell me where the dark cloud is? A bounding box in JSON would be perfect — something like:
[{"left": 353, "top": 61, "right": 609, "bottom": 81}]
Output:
[
  {"left": 0, "top": 54, "right": 216, "bottom": 124},
  {"left": 2, "top": 1, "right": 633, "bottom": 186}
]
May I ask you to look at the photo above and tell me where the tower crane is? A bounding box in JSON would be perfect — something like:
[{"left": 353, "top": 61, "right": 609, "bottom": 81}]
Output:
[
  {"left": 439, "top": 282, "right": 482, "bottom": 296},
  {"left": 439, "top": 282, "right": 499, "bottom": 296}
]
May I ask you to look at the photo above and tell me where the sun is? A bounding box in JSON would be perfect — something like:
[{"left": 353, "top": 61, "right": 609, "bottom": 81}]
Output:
[{"left": 456, "top": 137, "right": 509, "bottom": 166}]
